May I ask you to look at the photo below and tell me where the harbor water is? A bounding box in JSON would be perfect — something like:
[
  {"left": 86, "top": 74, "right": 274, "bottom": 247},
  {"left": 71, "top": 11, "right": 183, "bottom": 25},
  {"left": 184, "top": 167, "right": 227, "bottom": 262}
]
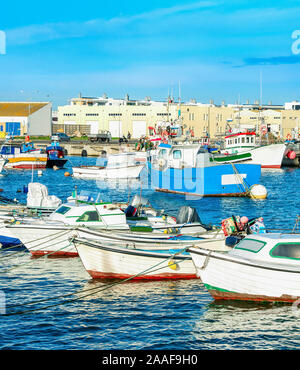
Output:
[{"left": 1, "top": 156, "right": 300, "bottom": 350}]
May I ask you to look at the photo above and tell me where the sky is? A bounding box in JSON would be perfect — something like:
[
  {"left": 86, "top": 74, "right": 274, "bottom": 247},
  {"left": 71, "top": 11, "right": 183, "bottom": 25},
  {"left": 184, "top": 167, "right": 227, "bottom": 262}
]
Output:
[{"left": 0, "top": 0, "right": 300, "bottom": 109}]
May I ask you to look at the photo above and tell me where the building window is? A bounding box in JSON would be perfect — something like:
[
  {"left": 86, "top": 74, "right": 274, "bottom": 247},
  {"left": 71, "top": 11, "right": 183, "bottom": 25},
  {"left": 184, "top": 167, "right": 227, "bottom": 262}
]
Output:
[
  {"left": 63, "top": 113, "right": 76, "bottom": 116},
  {"left": 132, "top": 113, "right": 146, "bottom": 116},
  {"left": 108, "top": 113, "right": 122, "bottom": 116},
  {"left": 86, "top": 113, "right": 99, "bottom": 116}
]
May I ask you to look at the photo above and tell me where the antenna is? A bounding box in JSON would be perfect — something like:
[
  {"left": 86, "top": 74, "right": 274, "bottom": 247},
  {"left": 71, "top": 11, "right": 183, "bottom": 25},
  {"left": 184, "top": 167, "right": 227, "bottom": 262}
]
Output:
[{"left": 260, "top": 70, "right": 263, "bottom": 107}]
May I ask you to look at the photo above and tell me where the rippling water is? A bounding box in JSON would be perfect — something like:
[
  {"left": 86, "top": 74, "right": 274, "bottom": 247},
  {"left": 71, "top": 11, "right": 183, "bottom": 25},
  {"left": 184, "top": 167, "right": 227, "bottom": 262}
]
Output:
[{"left": 0, "top": 157, "right": 300, "bottom": 350}]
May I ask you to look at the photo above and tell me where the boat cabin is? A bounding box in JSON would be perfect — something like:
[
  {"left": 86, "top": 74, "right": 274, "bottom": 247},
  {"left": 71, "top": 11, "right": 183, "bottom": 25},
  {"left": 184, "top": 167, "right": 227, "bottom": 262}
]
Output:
[
  {"left": 156, "top": 143, "right": 212, "bottom": 168},
  {"left": 229, "top": 234, "right": 300, "bottom": 267},
  {"left": 224, "top": 132, "right": 256, "bottom": 153},
  {"left": 48, "top": 191, "right": 129, "bottom": 229}
]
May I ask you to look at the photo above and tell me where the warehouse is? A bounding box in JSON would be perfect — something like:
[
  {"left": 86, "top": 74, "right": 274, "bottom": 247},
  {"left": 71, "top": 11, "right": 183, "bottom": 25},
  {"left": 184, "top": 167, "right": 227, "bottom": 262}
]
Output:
[{"left": 0, "top": 102, "right": 52, "bottom": 137}]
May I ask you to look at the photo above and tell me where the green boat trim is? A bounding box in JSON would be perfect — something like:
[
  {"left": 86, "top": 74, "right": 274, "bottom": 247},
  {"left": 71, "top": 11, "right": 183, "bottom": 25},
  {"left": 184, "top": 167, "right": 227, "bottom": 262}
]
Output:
[
  {"left": 204, "top": 283, "right": 233, "bottom": 294},
  {"left": 211, "top": 152, "right": 252, "bottom": 163}
]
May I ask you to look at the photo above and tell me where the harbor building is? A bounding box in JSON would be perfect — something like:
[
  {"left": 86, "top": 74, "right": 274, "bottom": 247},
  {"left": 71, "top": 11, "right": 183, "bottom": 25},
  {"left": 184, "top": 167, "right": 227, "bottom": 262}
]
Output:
[
  {"left": 56, "top": 94, "right": 179, "bottom": 138},
  {"left": 56, "top": 95, "right": 300, "bottom": 141},
  {"left": 0, "top": 102, "right": 52, "bottom": 137}
]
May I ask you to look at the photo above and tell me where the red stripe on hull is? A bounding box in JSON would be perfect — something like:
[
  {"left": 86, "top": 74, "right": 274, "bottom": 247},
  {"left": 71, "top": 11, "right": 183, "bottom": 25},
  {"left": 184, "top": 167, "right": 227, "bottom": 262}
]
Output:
[
  {"left": 30, "top": 250, "right": 78, "bottom": 257},
  {"left": 8, "top": 165, "right": 47, "bottom": 169},
  {"left": 87, "top": 270, "right": 197, "bottom": 280},
  {"left": 209, "top": 289, "right": 298, "bottom": 303},
  {"left": 261, "top": 165, "right": 281, "bottom": 169}
]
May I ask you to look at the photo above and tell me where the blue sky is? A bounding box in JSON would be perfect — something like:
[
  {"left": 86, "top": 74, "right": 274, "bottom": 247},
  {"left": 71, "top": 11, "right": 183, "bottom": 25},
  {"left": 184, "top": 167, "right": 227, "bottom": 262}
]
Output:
[{"left": 0, "top": 0, "right": 300, "bottom": 108}]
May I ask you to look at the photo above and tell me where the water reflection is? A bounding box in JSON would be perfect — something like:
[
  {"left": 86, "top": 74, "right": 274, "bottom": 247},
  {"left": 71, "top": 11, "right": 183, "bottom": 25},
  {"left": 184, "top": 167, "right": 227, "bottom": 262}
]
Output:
[{"left": 192, "top": 298, "right": 300, "bottom": 349}]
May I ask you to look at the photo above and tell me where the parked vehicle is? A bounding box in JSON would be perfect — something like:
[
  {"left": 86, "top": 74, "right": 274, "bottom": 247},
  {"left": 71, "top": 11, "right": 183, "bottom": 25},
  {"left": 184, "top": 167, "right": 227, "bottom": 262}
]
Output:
[
  {"left": 88, "top": 130, "right": 111, "bottom": 143},
  {"left": 56, "top": 133, "right": 71, "bottom": 142}
]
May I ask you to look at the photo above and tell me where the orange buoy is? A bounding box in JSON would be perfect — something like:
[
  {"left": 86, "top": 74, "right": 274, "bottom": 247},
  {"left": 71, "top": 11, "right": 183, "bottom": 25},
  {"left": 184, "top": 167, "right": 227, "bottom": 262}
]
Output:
[{"left": 64, "top": 172, "right": 70, "bottom": 177}]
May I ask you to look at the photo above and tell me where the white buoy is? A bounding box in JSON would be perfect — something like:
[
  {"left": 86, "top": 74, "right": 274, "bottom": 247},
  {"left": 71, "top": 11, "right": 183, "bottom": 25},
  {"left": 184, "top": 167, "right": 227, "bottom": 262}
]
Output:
[
  {"left": 249, "top": 184, "right": 267, "bottom": 199},
  {"left": 37, "top": 170, "right": 43, "bottom": 176}
]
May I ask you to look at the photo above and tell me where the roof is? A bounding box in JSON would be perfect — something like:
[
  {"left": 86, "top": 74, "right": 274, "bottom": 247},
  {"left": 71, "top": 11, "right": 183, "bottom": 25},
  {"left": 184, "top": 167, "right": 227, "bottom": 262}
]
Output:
[{"left": 0, "top": 102, "right": 49, "bottom": 117}]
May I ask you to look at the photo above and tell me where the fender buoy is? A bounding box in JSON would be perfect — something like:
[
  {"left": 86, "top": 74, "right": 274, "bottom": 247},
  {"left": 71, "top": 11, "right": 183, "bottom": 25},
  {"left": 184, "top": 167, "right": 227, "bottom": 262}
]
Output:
[
  {"left": 168, "top": 259, "right": 178, "bottom": 270},
  {"left": 286, "top": 150, "right": 296, "bottom": 159}
]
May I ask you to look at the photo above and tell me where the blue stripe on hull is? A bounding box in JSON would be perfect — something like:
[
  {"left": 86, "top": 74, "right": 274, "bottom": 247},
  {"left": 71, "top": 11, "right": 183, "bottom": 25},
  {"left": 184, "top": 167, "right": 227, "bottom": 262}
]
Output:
[{"left": 148, "top": 163, "right": 261, "bottom": 196}]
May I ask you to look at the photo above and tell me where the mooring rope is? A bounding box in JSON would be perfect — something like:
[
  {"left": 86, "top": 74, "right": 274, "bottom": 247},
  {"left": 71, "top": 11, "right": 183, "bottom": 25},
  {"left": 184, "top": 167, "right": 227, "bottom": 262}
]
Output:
[
  {"left": 4, "top": 248, "right": 190, "bottom": 316},
  {"left": 0, "top": 228, "right": 72, "bottom": 255}
]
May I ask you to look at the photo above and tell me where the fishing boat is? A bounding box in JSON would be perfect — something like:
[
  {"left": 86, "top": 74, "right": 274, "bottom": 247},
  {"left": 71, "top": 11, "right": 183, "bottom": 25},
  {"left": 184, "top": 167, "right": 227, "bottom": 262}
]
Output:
[
  {"left": 189, "top": 233, "right": 300, "bottom": 303},
  {"left": 0, "top": 194, "right": 130, "bottom": 256},
  {"left": 72, "top": 152, "right": 145, "bottom": 179},
  {"left": 46, "top": 136, "right": 68, "bottom": 168},
  {"left": 71, "top": 232, "right": 230, "bottom": 280},
  {"left": 148, "top": 143, "right": 262, "bottom": 197},
  {"left": 0, "top": 136, "right": 47, "bottom": 169},
  {"left": 122, "top": 195, "right": 213, "bottom": 234},
  {"left": 214, "top": 132, "right": 287, "bottom": 168},
  {"left": 0, "top": 187, "right": 224, "bottom": 256}
]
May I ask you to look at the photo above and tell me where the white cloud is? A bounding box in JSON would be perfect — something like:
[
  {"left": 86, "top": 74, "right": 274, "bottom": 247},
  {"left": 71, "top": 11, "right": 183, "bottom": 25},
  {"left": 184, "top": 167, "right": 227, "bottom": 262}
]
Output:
[{"left": 6, "top": 1, "right": 220, "bottom": 45}]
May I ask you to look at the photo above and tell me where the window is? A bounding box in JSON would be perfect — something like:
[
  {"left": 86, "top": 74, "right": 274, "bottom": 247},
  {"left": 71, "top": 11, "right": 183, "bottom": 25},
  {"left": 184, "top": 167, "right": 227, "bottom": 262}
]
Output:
[
  {"left": 158, "top": 149, "right": 167, "bottom": 158},
  {"left": 55, "top": 206, "right": 71, "bottom": 215},
  {"left": 251, "top": 137, "right": 254, "bottom": 143},
  {"left": 173, "top": 150, "right": 182, "bottom": 159},
  {"left": 76, "top": 211, "right": 100, "bottom": 222},
  {"left": 270, "top": 243, "right": 300, "bottom": 260},
  {"left": 234, "top": 238, "right": 266, "bottom": 253},
  {"left": 246, "top": 137, "right": 250, "bottom": 143},
  {"left": 86, "top": 113, "right": 99, "bottom": 116},
  {"left": 235, "top": 138, "right": 237, "bottom": 144},
  {"left": 241, "top": 137, "right": 245, "bottom": 143}
]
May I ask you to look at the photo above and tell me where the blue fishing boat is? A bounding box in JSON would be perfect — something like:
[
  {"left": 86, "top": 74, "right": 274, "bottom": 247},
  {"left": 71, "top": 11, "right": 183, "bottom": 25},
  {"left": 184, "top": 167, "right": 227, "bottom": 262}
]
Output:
[
  {"left": 46, "top": 135, "right": 68, "bottom": 168},
  {"left": 148, "top": 143, "right": 262, "bottom": 197}
]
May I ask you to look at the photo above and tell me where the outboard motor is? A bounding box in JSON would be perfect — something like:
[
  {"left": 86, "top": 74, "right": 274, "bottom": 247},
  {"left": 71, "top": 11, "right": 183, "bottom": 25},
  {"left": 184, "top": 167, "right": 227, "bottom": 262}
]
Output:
[
  {"left": 130, "top": 195, "right": 150, "bottom": 208},
  {"left": 176, "top": 206, "right": 202, "bottom": 224}
]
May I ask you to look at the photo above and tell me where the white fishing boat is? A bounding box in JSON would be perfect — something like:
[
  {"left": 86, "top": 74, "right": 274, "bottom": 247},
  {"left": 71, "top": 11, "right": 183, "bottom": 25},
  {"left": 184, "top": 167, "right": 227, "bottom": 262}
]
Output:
[
  {"left": 215, "top": 132, "right": 287, "bottom": 168},
  {"left": 0, "top": 194, "right": 130, "bottom": 257},
  {"left": 72, "top": 152, "right": 145, "bottom": 179},
  {"left": 75, "top": 226, "right": 227, "bottom": 249},
  {"left": 122, "top": 195, "right": 213, "bottom": 234},
  {"left": 0, "top": 190, "right": 221, "bottom": 256},
  {"left": 71, "top": 233, "right": 229, "bottom": 280},
  {"left": 189, "top": 233, "right": 300, "bottom": 303}
]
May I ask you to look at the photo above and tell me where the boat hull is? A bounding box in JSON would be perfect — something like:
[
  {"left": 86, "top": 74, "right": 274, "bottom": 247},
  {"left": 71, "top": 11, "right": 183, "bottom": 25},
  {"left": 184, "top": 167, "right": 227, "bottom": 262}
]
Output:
[
  {"left": 3, "top": 154, "right": 47, "bottom": 169},
  {"left": 73, "top": 238, "right": 197, "bottom": 280},
  {"left": 189, "top": 247, "right": 300, "bottom": 303},
  {"left": 0, "top": 225, "right": 78, "bottom": 256},
  {"left": 218, "top": 144, "right": 286, "bottom": 168},
  {"left": 72, "top": 164, "right": 144, "bottom": 179},
  {"left": 148, "top": 162, "right": 261, "bottom": 197},
  {"left": 46, "top": 159, "right": 68, "bottom": 168}
]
